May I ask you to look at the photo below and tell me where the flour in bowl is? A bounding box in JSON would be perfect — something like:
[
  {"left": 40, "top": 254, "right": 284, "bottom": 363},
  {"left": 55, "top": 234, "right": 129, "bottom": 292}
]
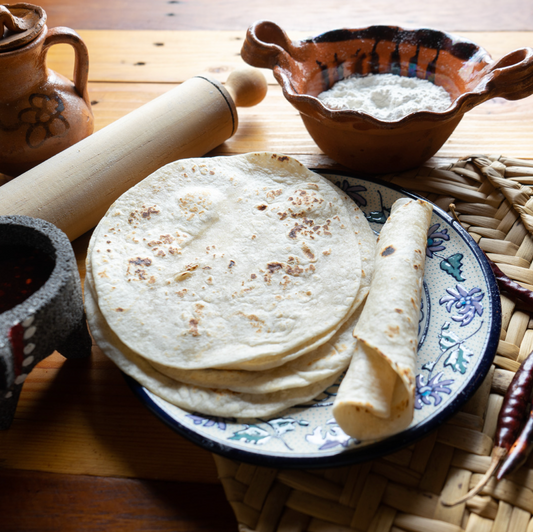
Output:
[{"left": 317, "top": 73, "right": 452, "bottom": 121}]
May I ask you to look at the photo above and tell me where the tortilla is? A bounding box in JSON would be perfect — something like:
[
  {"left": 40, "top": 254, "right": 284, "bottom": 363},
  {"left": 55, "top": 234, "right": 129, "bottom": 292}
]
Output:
[
  {"left": 333, "top": 197, "right": 433, "bottom": 441},
  {"left": 148, "top": 306, "right": 363, "bottom": 393},
  {"left": 89, "top": 152, "right": 365, "bottom": 370},
  {"left": 216, "top": 182, "right": 376, "bottom": 371},
  {"left": 84, "top": 276, "right": 344, "bottom": 418}
]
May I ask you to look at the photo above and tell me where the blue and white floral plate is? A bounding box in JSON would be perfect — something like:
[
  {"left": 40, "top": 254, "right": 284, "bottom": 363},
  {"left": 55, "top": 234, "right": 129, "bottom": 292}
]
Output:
[{"left": 124, "top": 172, "right": 501, "bottom": 468}]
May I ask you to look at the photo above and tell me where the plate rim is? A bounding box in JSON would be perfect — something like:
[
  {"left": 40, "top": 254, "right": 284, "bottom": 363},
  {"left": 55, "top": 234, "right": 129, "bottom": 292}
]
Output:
[{"left": 123, "top": 171, "right": 502, "bottom": 469}]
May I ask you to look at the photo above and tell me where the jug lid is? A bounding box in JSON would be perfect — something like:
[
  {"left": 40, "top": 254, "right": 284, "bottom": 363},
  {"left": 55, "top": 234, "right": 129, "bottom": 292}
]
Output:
[{"left": 0, "top": 3, "right": 46, "bottom": 52}]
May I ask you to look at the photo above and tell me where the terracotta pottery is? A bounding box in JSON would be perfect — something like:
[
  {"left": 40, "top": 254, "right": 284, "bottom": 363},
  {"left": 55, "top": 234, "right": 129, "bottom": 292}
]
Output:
[
  {"left": 241, "top": 21, "right": 533, "bottom": 173},
  {"left": 0, "top": 215, "right": 92, "bottom": 429},
  {"left": 0, "top": 3, "right": 93, "bottom": 176}
]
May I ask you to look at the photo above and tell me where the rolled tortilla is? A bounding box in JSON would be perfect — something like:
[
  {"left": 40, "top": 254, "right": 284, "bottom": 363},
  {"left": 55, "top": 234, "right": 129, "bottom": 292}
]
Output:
[{"left": 333, "top": 197, "right": 433, "bottom": 441}]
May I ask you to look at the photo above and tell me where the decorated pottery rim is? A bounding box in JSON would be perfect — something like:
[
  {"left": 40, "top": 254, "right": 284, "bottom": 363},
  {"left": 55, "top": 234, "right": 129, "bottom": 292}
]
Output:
[
  {"left": 123, "top": 173, "right": 501, "bottom": 469},
  {"left": 242, "top": 20, "right": 533, "bottom": 127}
]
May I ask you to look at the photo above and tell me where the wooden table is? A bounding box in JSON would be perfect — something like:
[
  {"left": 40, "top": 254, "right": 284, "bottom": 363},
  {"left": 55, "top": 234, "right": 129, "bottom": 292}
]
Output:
[{"left": 1, "top": 2, "right": 533, "bottom": 530}]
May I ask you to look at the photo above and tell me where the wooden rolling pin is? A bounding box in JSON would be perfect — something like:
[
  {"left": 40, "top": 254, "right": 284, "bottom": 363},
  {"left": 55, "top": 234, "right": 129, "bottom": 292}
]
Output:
[{"left": 0, "top": 67, "right": 267, "bottom": 241}]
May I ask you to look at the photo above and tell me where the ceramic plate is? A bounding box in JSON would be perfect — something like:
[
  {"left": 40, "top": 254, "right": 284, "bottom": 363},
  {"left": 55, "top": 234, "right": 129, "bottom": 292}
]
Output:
[{"left": 124, "top": 172, "right": 501, "bottom": 468}]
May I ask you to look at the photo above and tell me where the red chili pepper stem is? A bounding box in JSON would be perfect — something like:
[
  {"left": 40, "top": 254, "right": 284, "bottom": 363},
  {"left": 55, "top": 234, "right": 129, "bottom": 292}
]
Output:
[{"left": 442, "top": 446, "right": 507, "bottom": 507}]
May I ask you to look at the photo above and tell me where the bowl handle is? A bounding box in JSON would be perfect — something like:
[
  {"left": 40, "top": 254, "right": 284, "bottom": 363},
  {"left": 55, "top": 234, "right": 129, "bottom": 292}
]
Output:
[
  {"left": 241, "top": 20, "right": 294, "bottom": 70},
  {"left": 486, "top": 47, "right": 533, "bottom": 100}
]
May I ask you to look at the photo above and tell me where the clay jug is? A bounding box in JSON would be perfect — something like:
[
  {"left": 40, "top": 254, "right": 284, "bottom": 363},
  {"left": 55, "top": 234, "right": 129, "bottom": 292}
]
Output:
[{"left": 0, "top": 3, "right": 93, "bottom": 176}]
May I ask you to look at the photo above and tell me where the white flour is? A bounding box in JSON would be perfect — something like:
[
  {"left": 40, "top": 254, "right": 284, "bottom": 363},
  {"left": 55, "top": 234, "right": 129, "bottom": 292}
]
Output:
[{"left": 317, "top": 73, "right": 452, "bottom": 121}]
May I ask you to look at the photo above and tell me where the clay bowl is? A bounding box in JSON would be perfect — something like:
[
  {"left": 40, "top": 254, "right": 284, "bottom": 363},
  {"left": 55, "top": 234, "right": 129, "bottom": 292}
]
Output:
[{"left": 241, "top": 21, "right": 533, "bottom": 173}]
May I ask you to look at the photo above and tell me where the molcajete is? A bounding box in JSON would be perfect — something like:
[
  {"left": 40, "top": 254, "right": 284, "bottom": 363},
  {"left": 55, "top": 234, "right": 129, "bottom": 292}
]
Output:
[
  {"left": 0, "top": 3, "right": 93, "bottom": 176},
  {"left": 0, "top": 215, "right": 92, "bottom": 429}
]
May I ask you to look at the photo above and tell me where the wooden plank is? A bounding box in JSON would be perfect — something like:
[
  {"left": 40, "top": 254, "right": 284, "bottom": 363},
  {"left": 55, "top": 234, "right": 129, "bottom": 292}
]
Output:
[
  {"left": 0, "top": 469, "right": 237, "bottom": 532},
  {"left": 45, "top": 30, "right": 533, "bottom": 84},
  {"left": 35, "top": 0, "right": 533, "bottom": 32},
  {"left": 0, "top": 344, "right": 222, "bottom": 482}
]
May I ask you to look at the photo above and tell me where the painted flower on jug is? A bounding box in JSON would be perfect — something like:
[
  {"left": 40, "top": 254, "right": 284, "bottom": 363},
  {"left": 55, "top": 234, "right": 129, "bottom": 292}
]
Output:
[
  {"left": 19, "top": 93, "right": 70, "bottom": 149},
  {"left": 439, "top": 284, "right": 484, "bottom": 326}
]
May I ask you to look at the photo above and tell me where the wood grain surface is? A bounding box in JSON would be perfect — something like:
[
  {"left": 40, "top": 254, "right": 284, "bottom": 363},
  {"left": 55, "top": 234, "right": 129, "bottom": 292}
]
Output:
[
  {"left": 1, "top": 1, "right": 533, "bottom": 530},
  {"left": 0, "top": 469, "right": 238, "bottom": 531},
  {"left": 33, "top": 0, "right": 533, "bottom": 32}
]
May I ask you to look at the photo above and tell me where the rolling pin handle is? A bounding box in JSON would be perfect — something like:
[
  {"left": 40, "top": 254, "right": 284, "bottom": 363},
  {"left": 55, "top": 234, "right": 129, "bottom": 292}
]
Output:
[{"left": 225, "top": 67, "right": 268, "bottom": 108}]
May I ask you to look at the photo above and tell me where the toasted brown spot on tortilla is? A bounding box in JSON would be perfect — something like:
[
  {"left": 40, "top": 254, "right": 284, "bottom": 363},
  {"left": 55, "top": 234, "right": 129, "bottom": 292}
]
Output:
[
  {"left": 129, "top": 257, "right": 152, "bottom": 267},
  {"left": 286, "top": 264, "right": 304, "bottom": 276},
  {"left": 116, "top": 308, "right": 124, "bottom": 312},
  {"left": 135, "top": 269, "right": 147, "bottom": 280},
  {"left": 288, "top": 224, "right": 304, "bottom": 238},
  {"left": 387, "top": 325, "right": 400, "bottom": 337},
  {"left": 381, "top": 245, "right": 396, "bottom": 256},
  {"left": 189, "top": 318, "right": 200, "bottom": 336},
  {"left": 141, "top": 206, "right": 160, "bottom": 219},
  {"left": 267, "top": 262, "right": 283, "bottom": 273},
  {"left": 257, "top": 204, "right": 267, "bottom": 211},
  {"left": 228, "top": 260, "right": 236, "bottom": 268},
  {"left": 395, "top": 308, "right": 403, "bottom": 313},
  {"left": 302, "top": 243, "right": 315, "bottom": 260}
]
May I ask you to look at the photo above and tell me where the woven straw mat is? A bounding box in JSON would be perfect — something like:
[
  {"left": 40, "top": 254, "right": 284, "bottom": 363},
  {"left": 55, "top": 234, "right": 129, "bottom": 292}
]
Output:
[{"left": 212, "top": 155, "right": 533, "bottom": 532}]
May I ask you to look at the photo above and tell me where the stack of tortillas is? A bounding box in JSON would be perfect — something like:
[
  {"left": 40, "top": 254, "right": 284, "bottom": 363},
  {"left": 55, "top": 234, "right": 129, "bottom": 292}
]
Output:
[{"left": 84, "top": 152, "right": 433, "bottom": 441}]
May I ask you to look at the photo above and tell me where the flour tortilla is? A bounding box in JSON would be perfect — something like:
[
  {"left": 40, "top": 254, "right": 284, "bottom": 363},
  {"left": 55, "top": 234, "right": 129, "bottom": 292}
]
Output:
[
  {"left": 216, "top": 183, "right": 376, "bottom": 371},
  {"left": 84, "top": 276, "right": 344, "bottom": 418},
  {"left": 333, "top": 198, "right": 433, "bottom": 441},
  {"left": 149, "top": 306, "right": 363, "bottom": 393},
  {"left": 90, "top": 153, "right": 364, "bottom": 370},
  {"left": 146, "top": 194, "right": 376, "bottom": 387},
  {"left": 85, "top": 158, "right": 377, "bottom": 393}
]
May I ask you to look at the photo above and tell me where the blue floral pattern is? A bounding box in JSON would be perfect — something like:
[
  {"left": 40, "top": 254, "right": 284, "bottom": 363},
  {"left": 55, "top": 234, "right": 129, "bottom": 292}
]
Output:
[
  {"left": 336, "top": 179, "right": 368, "bottom": 207},
  {"left": 426, "top": 223, "right": 450, "bottom": 257},
  {"left": 440, "top": 285, "right": 484, "bottom": 326},
  {"left": 415, "top": 373, "right": 453, "bottom": 409}
]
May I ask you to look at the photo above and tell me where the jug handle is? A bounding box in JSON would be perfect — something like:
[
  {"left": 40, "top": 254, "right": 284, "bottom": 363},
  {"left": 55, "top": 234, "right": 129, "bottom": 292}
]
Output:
[
  {"left": 42, "top": 27, "right": 91, "bottom": 107},
  {"left": 241, "top": 20, "right": 295, "bottom": 70},
  {"left": 485, "top": 47, "right": 533, "bottom": 101}
]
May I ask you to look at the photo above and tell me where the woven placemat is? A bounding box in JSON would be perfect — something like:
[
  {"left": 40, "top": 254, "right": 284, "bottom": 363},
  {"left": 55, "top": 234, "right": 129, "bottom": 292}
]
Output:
[{"left": 212, "top": 155, "right": 533, "bottom": 532}]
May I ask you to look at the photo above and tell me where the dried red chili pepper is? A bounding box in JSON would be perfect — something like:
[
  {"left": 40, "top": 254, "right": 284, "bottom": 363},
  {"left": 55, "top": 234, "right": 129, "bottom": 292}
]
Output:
[
  {"left": 443, "top": 350, "right": 533, "bottom": 506},
  {"left": 487, "top": 259, "right": 533, "bottom": 311},
  {"left": 495, "top": 350, "right": 533, "bottom": 454},
  {"left": 496, "top": 402, "right": 533, "bottom": 480}
]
